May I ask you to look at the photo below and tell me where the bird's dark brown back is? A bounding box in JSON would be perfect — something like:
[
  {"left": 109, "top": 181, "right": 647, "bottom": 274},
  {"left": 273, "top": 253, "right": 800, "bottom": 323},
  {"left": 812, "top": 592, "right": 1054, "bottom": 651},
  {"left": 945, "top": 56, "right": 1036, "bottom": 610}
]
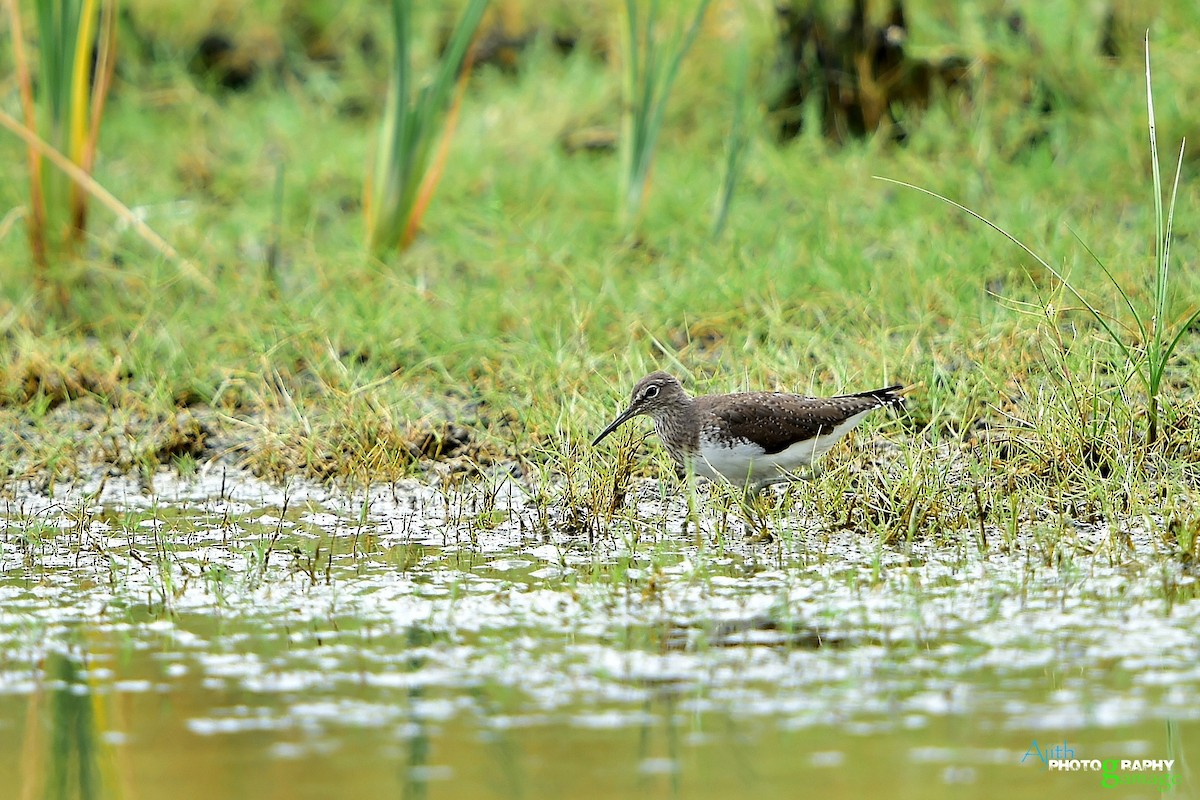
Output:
[{"left": 696, "top": 386, "right": 904, "bottom": 455}]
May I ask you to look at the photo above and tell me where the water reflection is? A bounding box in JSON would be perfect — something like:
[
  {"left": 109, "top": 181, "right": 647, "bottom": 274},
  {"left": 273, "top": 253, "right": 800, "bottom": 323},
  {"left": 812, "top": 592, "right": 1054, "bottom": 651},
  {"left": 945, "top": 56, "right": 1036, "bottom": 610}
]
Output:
[
  {"left": 20, "top": 648, "right": 132, "bottom": 800},
  {"left": 1, "top": 470, "right": 1198, "bottom": 799}
]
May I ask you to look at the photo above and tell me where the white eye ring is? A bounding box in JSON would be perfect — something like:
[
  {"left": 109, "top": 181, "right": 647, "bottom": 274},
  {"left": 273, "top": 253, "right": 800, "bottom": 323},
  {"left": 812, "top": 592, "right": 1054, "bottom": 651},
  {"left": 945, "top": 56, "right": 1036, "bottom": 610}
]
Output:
[{"left": 644, "top": 385, "right": 660, "bottom": 399}]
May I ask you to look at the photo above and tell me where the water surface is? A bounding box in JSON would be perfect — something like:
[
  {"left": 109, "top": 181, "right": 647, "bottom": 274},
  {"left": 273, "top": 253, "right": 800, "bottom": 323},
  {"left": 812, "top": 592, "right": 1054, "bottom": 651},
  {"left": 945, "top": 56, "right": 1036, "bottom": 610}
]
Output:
[{"left": 1, "top": 470, "right": 1196, "bottom": 798}]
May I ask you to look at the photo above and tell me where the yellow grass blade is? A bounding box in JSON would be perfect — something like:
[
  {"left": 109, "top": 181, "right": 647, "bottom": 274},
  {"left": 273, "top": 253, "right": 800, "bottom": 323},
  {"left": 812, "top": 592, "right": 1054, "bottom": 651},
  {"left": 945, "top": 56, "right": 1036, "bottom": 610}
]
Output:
[
  {"left": 4, "top": 0, "right": 48, "bottom": 270},
  {"left": 0, "top": 108, "right": 215, "bottom": 291},
  {"left": 401, "top": 50, "right": 473, "bottom": 249}
]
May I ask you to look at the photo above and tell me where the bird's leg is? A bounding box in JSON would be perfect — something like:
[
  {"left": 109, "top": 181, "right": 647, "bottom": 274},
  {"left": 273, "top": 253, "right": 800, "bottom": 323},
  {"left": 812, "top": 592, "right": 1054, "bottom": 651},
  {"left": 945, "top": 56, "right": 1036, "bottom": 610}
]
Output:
[
  {"left": 740, "top": 484, "right": 774, "bottom": 543},
  {"left": 686, "top": 465, "right": 700, "bottom": 546},
  {"left": 741, "top": 464, "right": 824, "bottom": 542},
  {"left": 778, "top": 464, "right": 823, "bottom": 485}
]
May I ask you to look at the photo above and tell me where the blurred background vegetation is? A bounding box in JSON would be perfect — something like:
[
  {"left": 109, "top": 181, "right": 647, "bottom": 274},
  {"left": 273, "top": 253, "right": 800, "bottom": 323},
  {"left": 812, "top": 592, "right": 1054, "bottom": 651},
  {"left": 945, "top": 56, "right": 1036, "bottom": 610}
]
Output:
[{"left": 1, "top": 0, "right": 1198, "bottom": 490}]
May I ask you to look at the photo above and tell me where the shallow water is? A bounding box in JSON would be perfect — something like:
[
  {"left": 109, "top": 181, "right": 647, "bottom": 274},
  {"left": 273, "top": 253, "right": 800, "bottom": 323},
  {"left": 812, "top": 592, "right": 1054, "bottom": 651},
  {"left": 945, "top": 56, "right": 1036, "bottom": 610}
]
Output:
[{"left": 1, "top": 469, "right": 1197, "bottom": 799}]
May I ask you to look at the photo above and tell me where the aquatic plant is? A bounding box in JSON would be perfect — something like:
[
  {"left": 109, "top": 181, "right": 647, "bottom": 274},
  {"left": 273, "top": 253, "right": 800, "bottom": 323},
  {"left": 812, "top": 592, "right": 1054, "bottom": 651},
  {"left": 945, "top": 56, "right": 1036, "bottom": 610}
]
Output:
[
  {"left": 365, "top": 0, "right": 489, "bottom": 254},
  {"left": 1, "top": 0, "right": 205, "bottom": 295},
  {"left": 4, "top": 0, "right": 116, "bottom": 282},
  {"left": 618, "top": 0, "right": 711, "bottom": 233},
  {"left": 880, "top": 36, "right": 1195, "bottom": 447}
]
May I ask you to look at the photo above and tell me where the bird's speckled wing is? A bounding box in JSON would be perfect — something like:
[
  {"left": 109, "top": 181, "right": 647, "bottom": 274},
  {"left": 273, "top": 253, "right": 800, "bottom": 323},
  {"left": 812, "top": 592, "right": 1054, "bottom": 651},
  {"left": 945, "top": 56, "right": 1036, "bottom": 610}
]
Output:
[{"left": 695, "top": 386, "right": 903, "bottom": 455}]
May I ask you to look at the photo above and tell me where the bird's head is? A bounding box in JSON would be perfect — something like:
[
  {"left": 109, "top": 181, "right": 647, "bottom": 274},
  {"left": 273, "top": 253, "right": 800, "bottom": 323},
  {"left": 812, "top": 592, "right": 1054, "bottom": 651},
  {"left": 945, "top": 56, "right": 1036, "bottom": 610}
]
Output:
[{"left": 592, "top": 371, "right": 688, "bottom": 446}]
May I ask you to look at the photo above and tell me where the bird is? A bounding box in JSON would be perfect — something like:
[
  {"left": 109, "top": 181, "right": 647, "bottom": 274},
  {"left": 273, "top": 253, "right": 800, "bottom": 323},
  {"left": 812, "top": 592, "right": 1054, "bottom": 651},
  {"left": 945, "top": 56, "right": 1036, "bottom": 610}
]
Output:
[{"left": 592, "top": 371, "right": 905, "bottom": 493}]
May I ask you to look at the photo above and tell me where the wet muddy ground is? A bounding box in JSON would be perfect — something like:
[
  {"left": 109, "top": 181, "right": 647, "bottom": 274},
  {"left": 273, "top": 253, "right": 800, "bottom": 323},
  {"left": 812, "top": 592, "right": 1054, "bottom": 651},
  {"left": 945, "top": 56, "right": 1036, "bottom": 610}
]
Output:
[{"left": 1, "top": 468, "right": 1197, "bottom": 798}]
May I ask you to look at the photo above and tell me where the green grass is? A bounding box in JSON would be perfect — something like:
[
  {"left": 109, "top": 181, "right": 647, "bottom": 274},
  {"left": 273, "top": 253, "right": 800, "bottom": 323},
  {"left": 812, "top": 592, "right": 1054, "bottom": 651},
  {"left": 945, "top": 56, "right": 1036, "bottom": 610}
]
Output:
[
  {"left": 617, "top": 0, "right": 711, "bottom": 232},
  {"left": 25, "top": 0, "right": 117, "bottom": 257},
  {"left": 0, "top": 1, "right": 1199, "bottom": 537},
  {"left": 365, "top": 0, "right": 489, "bottom": 254},
  {"left": 879, "top": 36, "right": 1197, "bottom": 449}
]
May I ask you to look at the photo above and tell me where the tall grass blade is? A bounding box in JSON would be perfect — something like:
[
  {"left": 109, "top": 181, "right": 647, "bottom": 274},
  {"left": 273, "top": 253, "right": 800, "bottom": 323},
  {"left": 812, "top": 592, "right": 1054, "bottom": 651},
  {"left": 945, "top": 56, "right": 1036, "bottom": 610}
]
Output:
[
  {"left": 402, "top": 50, "right": 474, "bottom": 249},
  {"left": 5, "top": 0, "right": 121, "bottom": 301},
  {"left": 1069, "top": 228, "right": 1144, "bottom": 342},
  {"left": 1145, "top": 34, "right": 1164, "bottom": 326},
  {"left": 874, "top": 176, "right": 1141, "bottom": 380},
  {"left": 1144, "top": 33, "right": 1165, "bottom": 442},
  {"left": 877, "top": 37, "right": 1194, "bottom": 448},
  {"left": 366, "top": 0, "right": 488, "bottom": 255},
  {"left": 618, "top": 0, "right": 711, "bottom": 232},
  {"left": 74, "top": 0, "right": 118, "bottom": 236},
  {"left": 712, "top": 38, "right": 750, "bottom": 240},
  {"left": 4, "top": 0, "right": 48, "bottom": 275}
]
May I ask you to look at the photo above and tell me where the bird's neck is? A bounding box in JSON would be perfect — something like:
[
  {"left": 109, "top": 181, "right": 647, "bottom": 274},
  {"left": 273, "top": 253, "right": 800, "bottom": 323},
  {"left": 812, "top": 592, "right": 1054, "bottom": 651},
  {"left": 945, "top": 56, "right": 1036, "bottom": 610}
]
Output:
[{"left": 652, "top": 399, "right": 699, "bottom": 462}]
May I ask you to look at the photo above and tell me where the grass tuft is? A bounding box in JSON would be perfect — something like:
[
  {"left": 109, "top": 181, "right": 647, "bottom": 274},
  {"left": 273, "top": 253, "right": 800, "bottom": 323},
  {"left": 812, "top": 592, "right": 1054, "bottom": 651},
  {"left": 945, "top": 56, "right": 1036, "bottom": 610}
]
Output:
[
  {"left": 877, "top": 35, "right": 1196, "bottom": 451},
  {"left": 7, "top": 0, "right": 116, "bottom": 275},
  {"left": 618, "top": 0, "right": 711, "bottom": 233},
  {"left": 365, "top": 0, "right": 489, "bottom": 255}
]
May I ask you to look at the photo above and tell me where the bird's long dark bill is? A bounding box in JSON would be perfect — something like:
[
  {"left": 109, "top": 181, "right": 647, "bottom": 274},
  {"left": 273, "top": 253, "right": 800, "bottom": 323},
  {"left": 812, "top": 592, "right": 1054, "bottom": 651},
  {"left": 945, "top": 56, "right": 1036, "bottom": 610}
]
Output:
[{"left": 591, "top": 406, "right": 639, "bottom": 447}]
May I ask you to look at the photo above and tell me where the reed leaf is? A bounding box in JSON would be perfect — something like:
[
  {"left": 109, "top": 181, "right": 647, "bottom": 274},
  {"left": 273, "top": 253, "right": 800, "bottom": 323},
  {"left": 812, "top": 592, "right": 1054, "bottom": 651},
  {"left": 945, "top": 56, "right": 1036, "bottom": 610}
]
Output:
[
  {"left": 712, "top": 37, "right": 751, "bottom": 240},
  {"left": 365, "top": 0, "right": 488, "bottom": 254},
  {"left": 32, "top": 0, "right": 117, "bottom": 247},
  {"left": 618, "top": 0, "right": 711, "bottom": 233},
  {"left": 877, "top": 35, "right": 1194, "bottom": 447}
]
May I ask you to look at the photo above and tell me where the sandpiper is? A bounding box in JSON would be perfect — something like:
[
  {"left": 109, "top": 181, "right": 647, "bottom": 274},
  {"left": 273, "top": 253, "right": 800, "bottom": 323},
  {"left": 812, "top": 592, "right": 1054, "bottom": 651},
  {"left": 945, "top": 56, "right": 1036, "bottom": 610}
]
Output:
[{"left": 592, "top": 371, "right": 905, "bottom": 492}]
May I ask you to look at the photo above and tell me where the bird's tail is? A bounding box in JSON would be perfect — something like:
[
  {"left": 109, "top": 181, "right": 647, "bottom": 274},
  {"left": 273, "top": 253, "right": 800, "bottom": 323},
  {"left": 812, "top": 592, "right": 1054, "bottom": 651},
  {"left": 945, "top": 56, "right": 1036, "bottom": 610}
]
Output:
[{"left": 842, "top": 384, "right": 908, "bottom": 409}]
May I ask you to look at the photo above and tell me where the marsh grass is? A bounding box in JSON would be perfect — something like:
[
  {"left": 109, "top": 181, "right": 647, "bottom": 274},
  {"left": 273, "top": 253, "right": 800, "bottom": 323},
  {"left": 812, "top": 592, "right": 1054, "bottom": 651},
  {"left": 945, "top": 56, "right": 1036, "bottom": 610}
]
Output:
[
  {"left": 711, "top": 36, "right": 750, "bottom": 240},
  {"left": 0, "top": 4, "right": 1198, "bottom": 551},
  {"left": 3, "top": 0, "right": 203, "bottom": 295},
  {"left": 365, "top": 0, "right": 489, "bottom": 254},
  {"left": 618, "top": 0, "right": 712, "bottom": 232},
  {"left": 8, "top": 0, "right": 116, "bottom": 265},
  {"left": 879, "top": 37, "right": 1197, "bottom": 452}
]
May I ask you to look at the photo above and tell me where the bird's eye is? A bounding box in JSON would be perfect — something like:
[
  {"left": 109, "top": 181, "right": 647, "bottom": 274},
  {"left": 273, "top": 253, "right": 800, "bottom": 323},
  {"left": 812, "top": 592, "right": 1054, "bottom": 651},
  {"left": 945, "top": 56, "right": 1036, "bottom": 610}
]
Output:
[{"left": 644, "top": 385, "right": 660, "bottom": 399}]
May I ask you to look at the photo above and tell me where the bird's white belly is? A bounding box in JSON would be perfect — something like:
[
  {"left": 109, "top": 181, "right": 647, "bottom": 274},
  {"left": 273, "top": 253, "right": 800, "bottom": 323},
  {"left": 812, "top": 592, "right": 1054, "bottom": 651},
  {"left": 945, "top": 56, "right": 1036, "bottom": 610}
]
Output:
[{"left": 694, "top": 410, "right": 873, "bottom": 486}]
